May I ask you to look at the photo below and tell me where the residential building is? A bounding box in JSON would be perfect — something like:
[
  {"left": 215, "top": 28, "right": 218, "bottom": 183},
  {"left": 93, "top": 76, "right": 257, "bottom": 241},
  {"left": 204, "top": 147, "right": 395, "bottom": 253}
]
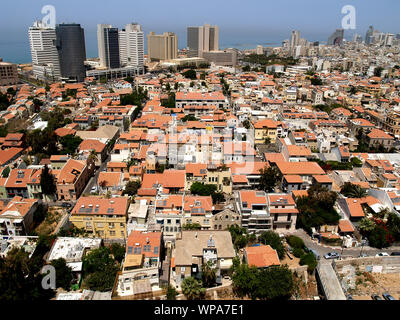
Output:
[
  {"left": 119, "top": 23, "right": 144, "bottom": 69},
  {"left": 70, "top": 196, "right": 129, "bottom": 239},
  {"left": 147, "top": 32, "right": 178, "bottom": 61},
  {"left": 187, "top": 24, "right": 219, "bottom": 58},
  {"left": 0, "top": 59, "right": 18, "bottom": 86}
]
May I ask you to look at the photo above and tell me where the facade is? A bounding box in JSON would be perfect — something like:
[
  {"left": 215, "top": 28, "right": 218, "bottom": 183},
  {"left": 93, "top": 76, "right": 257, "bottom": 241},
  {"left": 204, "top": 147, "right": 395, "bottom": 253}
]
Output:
[
  {"left": 328, "top": 29, "right": 344, "bottom": 46},
  {"left": 201, "top": 49, "right": 237, "bottom": 67},
  {"left": 56, "top": 24, "right": 87, "bottom": 82},
  {"left": 69, "top": 197, "right": 129, "bottom": 239},
  {"left": 147, "top": 32, "right": 178, "bottom": 62},
  {"left": 0, "top": 59, "right": 18, "bottom": 86},
  {"left": 97, "top": 24, "right": 120, "bottom": 69},
  {"left": 28, "top": 21, "right": 61, "bottom": 81},
  {"left": 187, "top": 24, "right": 219, "bottom": 58},
  {"left": 119, "top": 23, "right": 144, "bottom": 69}
]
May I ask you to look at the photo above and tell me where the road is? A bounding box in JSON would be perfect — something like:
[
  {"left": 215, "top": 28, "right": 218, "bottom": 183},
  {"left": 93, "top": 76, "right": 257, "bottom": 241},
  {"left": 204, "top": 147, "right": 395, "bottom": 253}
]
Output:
[
  {"left": 82, "top": 155, "right": 111, "bottom": 195},
  {"left": 291, "top": 229, "right": 400, "bottom": 259}
]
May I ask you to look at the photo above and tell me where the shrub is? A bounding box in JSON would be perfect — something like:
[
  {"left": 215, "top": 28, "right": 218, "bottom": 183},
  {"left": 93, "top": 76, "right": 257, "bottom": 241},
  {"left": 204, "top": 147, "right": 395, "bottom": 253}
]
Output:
[
  {"left": 299, "top": 253, "right": 317, "bottom": 273},
  {"left": 287, "top": 235, "right": 305, "bottom": 249},
  {"left": 293, "top": 248, "right": 305, "bottom": 258}
]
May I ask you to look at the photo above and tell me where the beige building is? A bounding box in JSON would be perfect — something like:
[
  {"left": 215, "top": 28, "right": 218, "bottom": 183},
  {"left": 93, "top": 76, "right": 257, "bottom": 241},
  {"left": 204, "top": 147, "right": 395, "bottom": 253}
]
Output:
[
  {"left": 147, "top": 32, "right": 178, "bottom": 61},
  {"left": 0, "top": 59, "right": 18, "bottom": 86}
]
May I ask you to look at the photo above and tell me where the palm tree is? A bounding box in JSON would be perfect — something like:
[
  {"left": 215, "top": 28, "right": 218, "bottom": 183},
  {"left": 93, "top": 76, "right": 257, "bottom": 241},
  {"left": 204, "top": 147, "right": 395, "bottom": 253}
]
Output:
[
  {"left": 181, "top": 277, "right": 205, "bottom": 300},
  {"left": 341, "top": 183, "right": 367, "bottom": 198},
  {"left": 201, "top": 261, "right": 216, "bottom": 288}
]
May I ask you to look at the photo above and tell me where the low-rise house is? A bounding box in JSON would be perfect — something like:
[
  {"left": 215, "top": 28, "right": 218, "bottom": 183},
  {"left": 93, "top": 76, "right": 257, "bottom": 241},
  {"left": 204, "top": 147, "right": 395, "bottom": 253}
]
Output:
[
  {"left": 244, "top": 245, "right": 280, "bottom": 268},
  {"left": 56, "top": 159, "right": 94, "bottom": 201},
  {"left": 172, "top": 231, "right": 235, "bottom": 287},
  {"left": 78, "top": 140, "right": 107, "bottom": 168},
  {"left": 0, "top": 196, "right": 40, "bottom": 236},
  {"left": 211, "top": 208, "right": 241, "bottom": 230}
]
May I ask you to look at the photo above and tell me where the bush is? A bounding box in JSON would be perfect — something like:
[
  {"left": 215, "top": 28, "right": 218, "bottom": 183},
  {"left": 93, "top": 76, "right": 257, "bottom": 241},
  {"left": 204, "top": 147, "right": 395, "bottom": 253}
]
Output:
[
  {"left": 287, "top": 235, "right": 305, "bottom": 249},
  {"left": 293, "top": 248, "right": 305, "bottom": 258},
  {"left": 299, "top": 253, "right": 317, "bottom": 273}
]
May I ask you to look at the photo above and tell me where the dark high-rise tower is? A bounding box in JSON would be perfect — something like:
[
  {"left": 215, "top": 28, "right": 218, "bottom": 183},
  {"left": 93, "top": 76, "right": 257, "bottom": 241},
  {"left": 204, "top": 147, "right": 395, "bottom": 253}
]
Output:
[
  {"left": 56, "top": 23, "right": 86, "bottom": 82},
  {"left": 328, "top": 29, "right": 344, "bottom": 46},
  {"left": 98, "top": 24, "right": 120, "bottom": 69}
]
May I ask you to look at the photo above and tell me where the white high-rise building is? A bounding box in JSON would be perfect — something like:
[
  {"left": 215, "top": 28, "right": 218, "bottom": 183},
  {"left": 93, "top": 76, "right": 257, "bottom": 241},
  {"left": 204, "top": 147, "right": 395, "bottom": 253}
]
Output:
[
  {"left": 28, "top": 21, "right": 61, "bottom": 80},
  {"left": 290, "top": 30, "right": 300, "bottom": 55},
  {"left": 119, "top": 23, "right": 144, "bottom": 68}
]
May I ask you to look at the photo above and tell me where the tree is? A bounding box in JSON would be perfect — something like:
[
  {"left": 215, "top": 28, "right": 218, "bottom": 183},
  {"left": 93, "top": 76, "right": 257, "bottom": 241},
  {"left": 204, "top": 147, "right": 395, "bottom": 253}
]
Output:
[
  {"left": 59, "top": 134, "right": 83, "bottom": 155},
  {"left": 110, "top": 243, "right": 126, "bottom": 264},
  {"left": 340, "top": 182, "right": 367, "bottom": 198},
  {"left": 242, "top": 65, "right": 251, "bottom": 72},
  {"left": 166, "top": 285, "right": 178, "bottom": 300},
  {"left": 1, "top": 166, "right": 10, "bottom": 178},
  {"left": 40, "top": 165, "right": 56, "bottom": 196},
  {"left": 51, "top": 258, "right": 73, "bottom": 290},
  {"left": 182, "top": 223, "right": 202, "bottom": 230},
  {"left": 82, "top": 247, "right": 119, "bottom": 292},
  {"left": 258, "top": 231, "right": 285, "bottom": 259},
  {"left": 182, "top": 115, "right": 198, "bottom": 122},
  {"left": 296, "top": 184, "right": 340, "bottom": 233},
  {"left": 181, "top": 277, "right": 205, "bottom": 300},
  {"left": 286, "top": 235, "right": 305, "bottom": 250},
  {"left": 259, "top": 166, "right": 281, "bottom": 193},
  {"left": 122, "top": 180, "right": 141, "bottom": 196},
  {"left": 368, "top": 225, "right": 390, "bottom": 249},
  {"left": 201, "top": 261, "right": 216, "bottom": 288},
  {"left": 359, "top": 218, "right": 375, "bottom": 234},
  {"left": 182, "top": 69, "right": 197, "bottom": 80},
  {"left": 242, "top": 120, "right": 251, "bottom": 129},
  {"left": 374, "top": 66, "right": 384, "bottom": 77},
  {"left": 299, "top": 253, "right": 317, "bottom": 273},
  {"left": 311, "top": 77, "right": 322, "bottom": 86}
]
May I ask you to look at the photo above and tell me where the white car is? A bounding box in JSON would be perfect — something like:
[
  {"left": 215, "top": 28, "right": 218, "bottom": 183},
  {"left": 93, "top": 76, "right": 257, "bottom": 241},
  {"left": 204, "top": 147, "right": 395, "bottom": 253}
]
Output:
[
  {"left": 376, "top": 252, "right": 389, "bottom": 257},
  {"left": 91, "top": 186, "right": 98, "bottom": 192}
]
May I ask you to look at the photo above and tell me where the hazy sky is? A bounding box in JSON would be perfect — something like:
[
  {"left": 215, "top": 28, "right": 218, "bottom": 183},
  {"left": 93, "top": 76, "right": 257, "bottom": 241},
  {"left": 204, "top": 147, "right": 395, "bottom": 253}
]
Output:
[{"left": 0, "top": 0, "right": 399, "bottom": 63}]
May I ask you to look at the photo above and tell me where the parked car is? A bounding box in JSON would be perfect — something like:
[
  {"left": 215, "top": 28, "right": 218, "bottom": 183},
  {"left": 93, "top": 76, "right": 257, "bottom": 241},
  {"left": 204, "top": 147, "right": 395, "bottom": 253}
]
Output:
[
  {"left": 61, "top": 202, "right": 72, "bottom": 208},
  {"left": 324, "top": 252, "right": 340, "bottom": 259},
  {"left": 359, "top": 253, "right": 368, "bottom": 257},
  {"left": 390, "top": 252, "right": 400, "bottom": 256},
  {"left": 346, "top": 294, "right": 353, "bottom": 300},
  {"left": 371, "top": 294, "right": 383, "bottom": 300},
  {"left": 91, "top": 186, "right": 98, "bottom": 192},
  {"left": 376, "top": 252, "right": 389, "bottom": 257},
  {"left": 382, "top": 293, "right": 396, "bottom": 300}
]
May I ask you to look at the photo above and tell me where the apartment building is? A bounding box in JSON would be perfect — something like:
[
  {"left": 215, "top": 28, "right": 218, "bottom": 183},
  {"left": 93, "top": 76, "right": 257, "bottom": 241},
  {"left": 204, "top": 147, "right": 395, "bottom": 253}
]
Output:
[
  {"left": 56, "top": 158, "right": 94, "bottom": 201},
  {"left": 70, "top": 197, "right": 129, "bottom": 239},
  {"left": 0, "top": 59, "right": 18, "bottom": 86},
  {"left": 175, "top": 92, "right": 229, "bottom": 109},
  {"left": 147, "top": 32, "right": 178, "bottom": 61}
]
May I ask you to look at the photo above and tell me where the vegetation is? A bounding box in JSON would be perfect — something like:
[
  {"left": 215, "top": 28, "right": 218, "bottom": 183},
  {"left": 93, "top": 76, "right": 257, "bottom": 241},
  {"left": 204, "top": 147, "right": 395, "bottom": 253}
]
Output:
[
  {"left": 231, "top": 260, "right": 294, "bottom": 300},
  {"left": 50, "top": 258, "right": 73, "bottom": 290},
  {"left": 40, "top": 165, "right": 56, "bottom": 196},
  {"left": 182, "top": 223, "right": 202, "bottom": 230},
  {"left": 0, "top": 235, "right": 56, "bottom": 300},
  {"left": 228, "top": 225, "right": 257, "bottom": 250},
  {"left": 182, "top": 114, "right": 198, "bottom": 122},
  {"left": 258, "top": 231, "right": 285, "bottom": 259},
  {"left": 295, "top": 184, "right": 340, "bottom": 234},
  {"left": 110, "top": 243, "right": 126, "bottom": 264},
  {"left": 82, "top": 246, "right": 120, "bottom": 292},
  {"left": 340, "top": 182, "right": 367, "bottom": 198},
  {"left": 190, "top": 182, "right": 225, "bottom": 203},
  {"left": 201, "top": 261, "right": 217, "bottom": 288},
  {"left": 241, "top": 54, "right": 297, "bottom": 67},
  {"left": 181, "top": 277, "right": 205, "bottom": 300},
  {"left": 122, "top": 180, "right": 141, "bottom": 196},
  {"left": 258, "top": 166, "right": 281, "bottom": 193},
  {"left": 59, "top": 134, "right": 83, "bottom": 155},
  {"left": 181, "top": 69, "right": 197, "bottom": 80},
  {"left": 165, "top": 285, "right": 178, "bottom": 300},
  {"left": 161, "top": 92, "right": 175, "bottom": 108}
]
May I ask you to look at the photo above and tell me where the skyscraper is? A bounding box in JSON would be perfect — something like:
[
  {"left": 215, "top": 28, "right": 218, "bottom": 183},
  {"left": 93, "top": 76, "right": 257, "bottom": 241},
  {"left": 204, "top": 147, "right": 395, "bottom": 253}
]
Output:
[
  {"left": 97, "top": 24, "right": 120, "bottom": 69},
  {"left": 28, "top": 21, "right": 61, "bottom": 81},
  {"left": 187, "top": 24, "right": 219, "bottom": 58},
  {"left": 289, "top": 30, "right": 300, "bottom": 55},
  {"left": 365, "top": 26, "right": 374, "bottom": 45},
  {"left": 56, "top": 24, "right": 87, "bottom": 82},
  {"left": 147, "top": 32, "right": 178, "bottom": 61},
  {"left": 327, "top": 29, "right": 344, "bottom": 46},
  {"left": 119, "top": 23, "right": 144, "bottom": 68}
]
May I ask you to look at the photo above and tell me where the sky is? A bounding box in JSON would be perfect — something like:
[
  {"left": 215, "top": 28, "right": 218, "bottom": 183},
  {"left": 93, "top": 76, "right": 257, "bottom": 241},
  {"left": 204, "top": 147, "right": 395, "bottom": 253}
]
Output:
[{"left": 0, "top": 0, "right": 399, "bottom": 63}]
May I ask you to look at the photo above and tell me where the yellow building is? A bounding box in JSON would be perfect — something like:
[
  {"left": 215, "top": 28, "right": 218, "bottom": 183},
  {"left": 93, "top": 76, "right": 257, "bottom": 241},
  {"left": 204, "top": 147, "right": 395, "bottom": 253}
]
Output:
[
  {"left": 206, "top": 165, "right": 232, "bottom": 194},
  {"left": 253, "top": 119, "right": 278, "bottom": 144},
  {"left": 70, "top": 197, "right": 129, "bottom": 240}
]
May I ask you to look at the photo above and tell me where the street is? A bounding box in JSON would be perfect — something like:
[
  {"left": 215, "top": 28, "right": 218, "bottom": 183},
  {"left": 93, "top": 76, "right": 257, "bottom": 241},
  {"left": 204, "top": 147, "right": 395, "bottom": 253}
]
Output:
[{"left": 82, "top": 155, "right": 111, "bottom": 195}]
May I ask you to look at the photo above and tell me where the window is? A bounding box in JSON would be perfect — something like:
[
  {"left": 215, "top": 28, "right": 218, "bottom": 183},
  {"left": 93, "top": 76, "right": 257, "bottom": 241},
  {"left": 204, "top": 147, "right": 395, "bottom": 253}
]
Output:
[
  {"left": 127, "top": 246, "right": 133, "bottom": 254},
  {"left": 110, "top": 231, "right": 116, "bottom": 236}
]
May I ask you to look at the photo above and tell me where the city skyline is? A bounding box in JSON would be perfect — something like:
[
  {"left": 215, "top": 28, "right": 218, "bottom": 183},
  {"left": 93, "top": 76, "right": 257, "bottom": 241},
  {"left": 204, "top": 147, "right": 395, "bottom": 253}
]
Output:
[{"left": 1, "top": 0, "right": 399, "bottom": 63}]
